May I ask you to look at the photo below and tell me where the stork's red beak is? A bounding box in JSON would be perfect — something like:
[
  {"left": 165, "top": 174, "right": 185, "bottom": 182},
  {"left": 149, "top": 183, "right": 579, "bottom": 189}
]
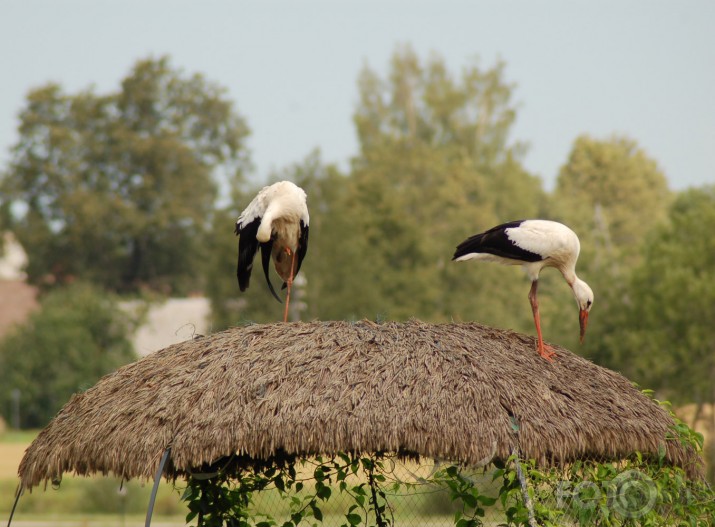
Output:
[{"left": 579, "top": 309, "right": 589, "bottom": 344}]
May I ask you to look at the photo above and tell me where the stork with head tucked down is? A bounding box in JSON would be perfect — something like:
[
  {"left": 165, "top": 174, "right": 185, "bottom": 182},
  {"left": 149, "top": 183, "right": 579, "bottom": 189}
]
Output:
[
  {"left": 235, "top": 181, "right": 309, "bottom": 322},
  {"left": 452, "top": 219, "right": 594, "bottom": 361}
]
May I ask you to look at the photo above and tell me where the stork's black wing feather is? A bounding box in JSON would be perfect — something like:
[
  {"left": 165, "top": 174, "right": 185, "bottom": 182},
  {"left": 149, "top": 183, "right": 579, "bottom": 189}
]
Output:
[
  {"left": 236, "top": 218, "right": 261, "bottom": 291},
  {"left": 452, "top": 220, "right": 544, "bottom": 262},
  {"left": 295, "top": 221, "right": 309, "bottom": 276},
  {"left": 280, "top": 221, "right": 310, "bottom": 291},
  {"left": 260, "top": 240, "right": 282, "bottom": 303}
]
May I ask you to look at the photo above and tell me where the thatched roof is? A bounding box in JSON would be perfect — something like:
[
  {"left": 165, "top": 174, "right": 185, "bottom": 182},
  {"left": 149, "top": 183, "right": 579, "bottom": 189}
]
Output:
[{"left": 18, "top": 320, "right": 701, "bottom": 489}]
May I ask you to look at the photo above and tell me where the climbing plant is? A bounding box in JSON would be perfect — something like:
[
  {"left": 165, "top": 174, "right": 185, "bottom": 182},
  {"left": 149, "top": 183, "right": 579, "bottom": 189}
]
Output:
[{"left": 179, "top": 403, "right": 714, "bottom": 527}]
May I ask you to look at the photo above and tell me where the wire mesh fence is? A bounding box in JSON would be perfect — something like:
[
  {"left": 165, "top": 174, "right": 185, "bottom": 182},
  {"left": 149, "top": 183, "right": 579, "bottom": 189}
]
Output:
[
  {"left": 247, "top": 459, "right": 494, "bottom": 527},
  {"left": 180, "top": 454, "right": 714, "bottom": 527}
]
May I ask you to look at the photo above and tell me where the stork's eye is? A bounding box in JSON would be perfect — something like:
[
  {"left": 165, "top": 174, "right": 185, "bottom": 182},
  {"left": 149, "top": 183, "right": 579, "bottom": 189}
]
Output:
[{"left": 586, "top": 300, "right": 592, "bottom": 308}]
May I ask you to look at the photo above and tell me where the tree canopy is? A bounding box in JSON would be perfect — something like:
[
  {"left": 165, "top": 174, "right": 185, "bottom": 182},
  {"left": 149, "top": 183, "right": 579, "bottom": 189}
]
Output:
[
  {"left": 0, "top": 283, "right": 136, "bottom": 428},
  {"left": 0, "top": 56, "right": 250, "bottom": 294},
  {"left": 539, "top": 135, "right": 672, "bottom": 352},
  {"left": 613, "top": 186, "right": 715, "bottom": 404}
]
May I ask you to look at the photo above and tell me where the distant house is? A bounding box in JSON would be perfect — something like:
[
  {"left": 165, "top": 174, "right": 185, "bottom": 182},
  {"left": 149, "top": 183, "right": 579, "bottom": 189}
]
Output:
[
  {"left": 0, "top": 232, "right": 28, "bottom": 281},
  {"left": 121, "top": 297, "right": 211, "bottom": 357},
  {"left": 0, "top": 233, "right": 38, "bottom": 339},
  {"left": 0, "top": 231, "right": 212, "bottom": 356}
]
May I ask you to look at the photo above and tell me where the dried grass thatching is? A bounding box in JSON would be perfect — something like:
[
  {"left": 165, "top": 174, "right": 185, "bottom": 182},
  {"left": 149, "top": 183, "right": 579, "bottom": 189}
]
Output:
[{"left": 18, "top": 320, "right": 701, "bottom": 489}]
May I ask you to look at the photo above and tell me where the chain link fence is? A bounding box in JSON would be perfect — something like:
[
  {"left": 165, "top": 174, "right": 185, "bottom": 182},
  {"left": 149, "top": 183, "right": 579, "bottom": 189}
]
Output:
[
  {"left": 214, "top": 455, "right": 715, "bottom": 527},
  {"left": 5, "top": 454, "right": 713, "bottom": 525}
]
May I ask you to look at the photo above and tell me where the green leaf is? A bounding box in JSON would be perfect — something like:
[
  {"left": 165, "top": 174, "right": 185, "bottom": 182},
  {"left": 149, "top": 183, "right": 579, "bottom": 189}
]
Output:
[
  {"left": 346, "top": 513, "right": 362, "bottom": 526},
  {"left": 317, "top": 485, "right": 332, "bottom": 501},
  {"left": 461, "top": 493, "right": 478, "bottom": 508},
  {"left": 310, "top": 503, "right": 323, "bottom": 522},
  {"left": 181, "top": 486, "right": 194, "bottom": 501},
  {"left": 352, "top": 485, "right": 366, "bottom": 496},
  {"left": 274, "top": 476, "right": 285, "bottom": 492},
  {"left": 478, "top": 495, "right": 497, "bottom": 506}
]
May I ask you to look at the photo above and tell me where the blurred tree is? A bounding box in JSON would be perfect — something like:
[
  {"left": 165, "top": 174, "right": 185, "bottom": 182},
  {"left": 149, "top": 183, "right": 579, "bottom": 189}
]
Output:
[
  {"left": 344, "top": 46, "right": 544, "bottom": 324},
  {"left": 610, "top": 186, "right": 715, "bottom": 402},
  {"left": 608, "top": 186, "right": 715, "bottom": 480},
  {"left": 0, "top": 283, "right": 137, "bottom": 428},
  {"left": 0, "top": 57, "right": 250, "bottom": 295},
  {"left": 554, "top": 134, "right": 671, "bottom": 267},
  {"left": 543, "top": 135, "right": 672, "bottom": 353}
]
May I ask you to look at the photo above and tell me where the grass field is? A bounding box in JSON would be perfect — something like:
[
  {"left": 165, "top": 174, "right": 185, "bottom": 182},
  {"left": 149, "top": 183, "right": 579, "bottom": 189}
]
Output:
[
  {"left": 1, "top": 430, "right": 37, "bottom": 481},
  {"left": 1, "top": 430, "right": 186, "bottom": 525},
  {"left": 1, "top": 445, "right": 26, "bottom": 481}
]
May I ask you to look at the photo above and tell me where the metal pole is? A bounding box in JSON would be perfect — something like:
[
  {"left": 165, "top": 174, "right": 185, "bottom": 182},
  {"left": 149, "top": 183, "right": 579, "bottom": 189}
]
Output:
[
  {"left": 511, "top": 446, "right": 538, "bottom": 527},
  {"left": 145, "top": 447, "right": 171, "bottom": 527},
  {"left": 6, "top": 486, "right": 22, "bottom": 527}
]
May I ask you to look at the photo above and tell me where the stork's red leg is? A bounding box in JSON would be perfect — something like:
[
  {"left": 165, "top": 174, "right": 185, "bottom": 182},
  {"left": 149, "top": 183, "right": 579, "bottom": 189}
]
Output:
[
  {"left": 528, "top": 280, "right": 556, "bottom": 361},
  {"left": 283, "top": 249, "right": 297, "bottom": 323}
]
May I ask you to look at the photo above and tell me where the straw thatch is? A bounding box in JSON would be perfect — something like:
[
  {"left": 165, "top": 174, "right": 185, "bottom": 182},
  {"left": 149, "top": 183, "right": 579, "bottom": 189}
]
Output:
[{"left": 18, "top": 320, "right": 701, "bottom": 489}]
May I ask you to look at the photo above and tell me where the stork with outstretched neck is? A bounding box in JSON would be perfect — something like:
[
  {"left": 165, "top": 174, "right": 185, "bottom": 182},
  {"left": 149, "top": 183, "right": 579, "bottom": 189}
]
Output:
[{"left": 235, "top": 181, "right": 309, "bottom": 322}]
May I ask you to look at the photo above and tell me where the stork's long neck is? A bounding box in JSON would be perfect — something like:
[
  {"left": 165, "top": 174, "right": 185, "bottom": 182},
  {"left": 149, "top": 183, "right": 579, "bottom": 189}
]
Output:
[
  {"left": 560, "top": 265, "right": 578, "bottom": 288},
  {"left": 563, "top": 267, "right": 592, "bottom": 306},
  {"left": 257, "top": 208, "right": 276, "bottom": 243}
]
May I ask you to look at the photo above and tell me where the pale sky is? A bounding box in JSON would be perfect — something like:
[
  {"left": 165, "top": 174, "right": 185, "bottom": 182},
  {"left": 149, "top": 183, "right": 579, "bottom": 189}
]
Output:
[{"left": 1, "top": 0, "right": 713, "bottom": 191}]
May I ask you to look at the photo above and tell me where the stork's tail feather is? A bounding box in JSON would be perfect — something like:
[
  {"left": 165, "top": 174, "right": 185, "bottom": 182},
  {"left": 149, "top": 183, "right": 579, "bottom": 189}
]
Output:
[
  {"left": 452, "top": 233, "right": 488, "bottom": 261},
  {"left": 261, "top": 242, "right": 282, "bottom": 303}
]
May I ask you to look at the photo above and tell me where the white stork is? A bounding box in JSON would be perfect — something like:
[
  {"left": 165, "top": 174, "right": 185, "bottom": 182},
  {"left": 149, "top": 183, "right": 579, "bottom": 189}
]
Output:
[
  {"left": 452, "top": 219, "right": 594, "bottom": 361},
  {"left": 235, "top": 181, "right": 310, "bottom": 322}
]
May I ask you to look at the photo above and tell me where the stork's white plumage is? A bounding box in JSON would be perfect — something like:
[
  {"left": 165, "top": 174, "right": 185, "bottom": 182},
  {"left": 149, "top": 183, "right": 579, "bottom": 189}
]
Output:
[
  {"left": 452, "top": 219, "right": 594, "bottom": 361},
  {"left": 235, "top": 181, "right": 309, "bottom": 322}
]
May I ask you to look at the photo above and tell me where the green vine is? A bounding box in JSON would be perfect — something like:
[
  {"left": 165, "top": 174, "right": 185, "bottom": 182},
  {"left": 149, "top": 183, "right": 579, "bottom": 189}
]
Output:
[{"left": 179, "top": 404, "right": 714, "bottom": 527}]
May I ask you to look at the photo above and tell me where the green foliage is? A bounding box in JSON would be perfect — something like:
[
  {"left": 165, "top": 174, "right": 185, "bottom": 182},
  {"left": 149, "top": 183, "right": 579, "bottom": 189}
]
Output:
[
  {"left": 180, "top": 454, "right": 397, "bottom": 527},
  {"left": 0, "top": 283, "right": 137, "bottom": 428},
  {"left": 177, "top": 433, "right": 715, "bottom": 527},
  {"left": 431, "top": 465, "right": 497, "bottom": 526},
  {"left": 542, "top": 134, "right": 673, "bottom": 353},
  {"left": 345, "top": 46, "right": 544, "bottom": 323},
  {"left": 0, "top": 56, "right": 250, "bottom": 295},
  {"left": 554, "top": 134, "right": 671, "bottom": 260},
  {"left": 613, "top": 186, "right": 715, "bottom": 403},
  {"left": 213, "top": 47, "right": 546, "bottom": 329}
]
